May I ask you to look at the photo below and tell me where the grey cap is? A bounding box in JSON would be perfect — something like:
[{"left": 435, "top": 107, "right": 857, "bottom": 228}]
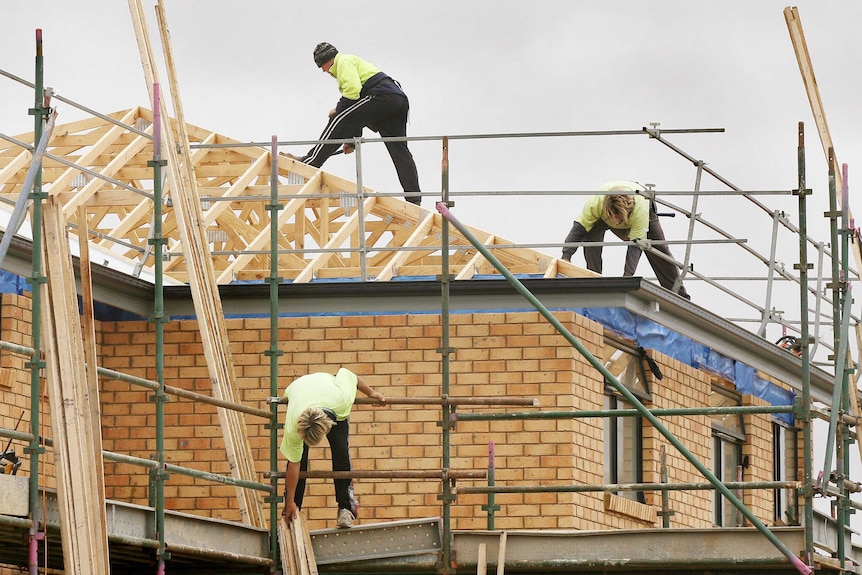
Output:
[{"left": 313, "top": 42, "right": 338, "bottom": 67}]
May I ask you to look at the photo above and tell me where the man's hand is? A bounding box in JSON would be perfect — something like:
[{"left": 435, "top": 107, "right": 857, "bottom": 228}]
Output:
[
  {"left": 368, "top": 390, "right": 386, "bottom": 406},
  {"left": 283, "top": 500, "right": 298, "bottom": 520},
  {"left": 328, "top": 108, "right": 337, "bottom": 118},
  {"left": 342, "top": 143, "right": 355, "bottom": 155}
]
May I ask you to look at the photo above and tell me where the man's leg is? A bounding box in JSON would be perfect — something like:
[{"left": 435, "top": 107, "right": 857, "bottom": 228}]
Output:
[
  {"left": 327, "top": 418, "right": 354, "bottom": 513},
  {"left": 374, "top": 95, "right": 421, "bottom": 205},
  {"left": 582, "top": 222, "right": 609, "bottom": 273},
  {"left": 302, "top": 99, "right": 372, "bottom": 167},
  {"left": 645, "top": 211, "right": 690, "bottom": 299}
]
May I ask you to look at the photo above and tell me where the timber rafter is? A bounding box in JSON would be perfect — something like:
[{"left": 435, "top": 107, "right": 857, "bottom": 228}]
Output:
[{"left": 0, "top": 107, "right": 596, "bottom": 284}]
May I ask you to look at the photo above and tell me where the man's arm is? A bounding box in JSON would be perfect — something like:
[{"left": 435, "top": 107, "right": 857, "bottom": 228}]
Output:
[
  {"left": 357, "top": 375, "right": 385, "bottom": 404},
  {"left": 623, "top": 244, "right": 643, "bottom": 276},
  {"left": 283, "top": 460, "right": 300, "bottom": 519}
]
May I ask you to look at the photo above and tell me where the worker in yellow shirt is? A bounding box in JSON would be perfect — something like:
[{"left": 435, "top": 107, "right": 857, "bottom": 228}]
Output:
[
  {"left": 561, "top": 180, "right": 690, "bottom": 299},
  {"left": 281, "top": 367, "right": 385, "bottom": 528},
  {"left": 294, "top": 42, "right": 422, "bottom": 205}
]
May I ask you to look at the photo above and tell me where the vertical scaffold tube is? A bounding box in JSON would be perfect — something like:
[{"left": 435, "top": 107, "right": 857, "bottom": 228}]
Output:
[
  {"left": 796, "top": 122, "right": 814, "bottom": 565},
  {"left": 438, "top": 137, "right": 454, "bottom": 575},
  {"left": 149, "top": 83, "right": 170, "bottom": 573},
  {"left": 27, "top": 28, "right": 47, "bottom": 575},
  {"left": 267, "top": 135, "right": 284, "bottom": 570}
]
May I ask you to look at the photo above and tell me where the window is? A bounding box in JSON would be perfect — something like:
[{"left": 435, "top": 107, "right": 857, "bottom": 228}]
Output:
[
  {"left": 604, "top": 393, "right": 644, "bottom": 502},
  {"left": 602, "top": 338, "right": 652, "bottom": 503},
  {"left": 773, "top": 420, "right": 798, "bottom": 525},
  {"left": 710, "top": 385, "right": 745, "bottom": 527}
]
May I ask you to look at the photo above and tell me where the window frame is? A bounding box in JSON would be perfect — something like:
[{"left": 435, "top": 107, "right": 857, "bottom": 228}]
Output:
[
  {"left": 710, "top": 384, "right": 746, "bottom": 527},
  {"left": 602, "top": 336, "right": 652, "bottom": 504},
  {"left": 772, "top": 419, "right": 798, "bottom": 525}
]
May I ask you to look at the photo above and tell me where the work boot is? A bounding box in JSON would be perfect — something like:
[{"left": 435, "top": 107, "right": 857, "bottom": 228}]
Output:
[{"left": 337, "top": 508, "right": 355, "bottom": 529}]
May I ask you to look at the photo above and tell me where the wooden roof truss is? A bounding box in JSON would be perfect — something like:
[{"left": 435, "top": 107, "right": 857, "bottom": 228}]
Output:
[{"left": 0, "top": 107, "right": 595, "bottom": 285}]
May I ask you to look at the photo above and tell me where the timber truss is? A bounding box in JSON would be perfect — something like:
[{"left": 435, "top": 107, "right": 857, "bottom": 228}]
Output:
[{"left": 0, "top": 107, "right": 595, "bottom": 285}]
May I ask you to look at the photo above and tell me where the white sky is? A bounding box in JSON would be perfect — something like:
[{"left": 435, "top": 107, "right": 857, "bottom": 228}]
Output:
[
  {"left": 2, "top": 1, "right": 859, "bottom": 303},
  {"left": 2, "top": 0, "right": 862, "bottom": 540}
]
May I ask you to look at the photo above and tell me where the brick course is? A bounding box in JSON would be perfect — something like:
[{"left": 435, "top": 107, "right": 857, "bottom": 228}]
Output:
[{"left": 0, "top": 297, "right": 799, "bottom": 536}]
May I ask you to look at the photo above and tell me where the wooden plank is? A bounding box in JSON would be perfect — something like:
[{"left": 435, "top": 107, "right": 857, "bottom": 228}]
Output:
[
  {"left": 278, "top": 516, "right": 299, "bottom": 575},
  {"left": 155, "top": 0, "right": 264, "bottom": 527},
  {"left": 41, "top": 197, "right": 110, "bottom": 574},
  {"left": 784, "top": 6, "right": 862, "bottom": 277},
  {"left": 477, "top": 543, "right": 487, "bottom": 575},
  {"left": 496, "top": 531, "right": 507, "bottom": 575},
  {"left": 76, "top": 205, "right": 107, "bottom": 542},
  {"left": 292, "top": 514, "right": 314, "bottom": 575},
  {"left": 278, "top": 514, "right": 316, "bottom": 575},
  {"left": 299, "top": 514, "right": 319, "bottom": 575},
  {"left": 128, "top": 0, "right": 264, "bottom": 527},
  {"left": 784, "top": 7, "right": 836, "bottom": 175}
]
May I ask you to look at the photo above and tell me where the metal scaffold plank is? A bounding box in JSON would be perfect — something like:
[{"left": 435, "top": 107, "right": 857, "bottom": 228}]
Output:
[{"left": 310, "top": 517, "right": 442, "bottom": 566}]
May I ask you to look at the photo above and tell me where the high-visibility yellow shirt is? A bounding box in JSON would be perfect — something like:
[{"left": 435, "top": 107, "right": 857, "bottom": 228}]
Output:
[
  {"left": 577, "top": 181, "right": 649, "bottom": 240},
  {"left": 279, "top": 368, "right": 358, "bottom": 462},
  {"left": 330, "top": 53, "right": 381, "bottom": 101}
]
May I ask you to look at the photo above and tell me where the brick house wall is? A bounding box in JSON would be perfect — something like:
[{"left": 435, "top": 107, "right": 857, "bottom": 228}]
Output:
[
  {"left": 0, "top": 294, "right": 797, "bottom": 537},
  {"left": 0, "top": 292, "right": 57, "bottom": 488}
]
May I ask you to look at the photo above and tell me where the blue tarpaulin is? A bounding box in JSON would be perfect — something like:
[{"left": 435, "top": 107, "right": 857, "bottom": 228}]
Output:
[
  {"left": 0, "top": 269, "right": 145, "bottom": 321},
  {"left": 577, "top": 307, "right": 794, "bottom": 425}
]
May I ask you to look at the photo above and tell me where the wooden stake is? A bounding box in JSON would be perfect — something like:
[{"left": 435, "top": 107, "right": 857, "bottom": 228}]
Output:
[
  {"left": 496, "top": 531, "right": 508, "bottom": 575},
  {"left": 477, "top": 543, "right": 487, "bottom": 575}
]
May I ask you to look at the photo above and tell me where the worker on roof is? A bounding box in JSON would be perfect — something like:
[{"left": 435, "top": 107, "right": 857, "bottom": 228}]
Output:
[
  {"left": 292, "top": 42, "right": 422, "bottom": 206},
  {"left": 561, "top": 180, "right": 691, "bottom": 300},
  {"left": 281, "top": 367, "right": 385, "bottom": 529}
]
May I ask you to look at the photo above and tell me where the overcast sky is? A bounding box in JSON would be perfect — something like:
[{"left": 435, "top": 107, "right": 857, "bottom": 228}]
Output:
[
  {"left": 3, "top": 0, "right": 862, "bottom": 541},
  {"left": 2, "top": 1, "right": 859, "bottom": 295},
  {"left": 1, "top": 1, "right": 860, "bottom": 346}
]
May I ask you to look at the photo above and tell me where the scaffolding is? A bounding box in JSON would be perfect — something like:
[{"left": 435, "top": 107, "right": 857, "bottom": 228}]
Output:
[{"left": 0, "top": 19, "right": 860, "bottom": 575}]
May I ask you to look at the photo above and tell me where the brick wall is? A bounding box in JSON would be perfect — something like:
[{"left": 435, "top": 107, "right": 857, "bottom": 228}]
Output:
[
  {"left": 743, "top": 394, "right": 777, "bottom": 521},
  {"left": 0, "top": 292, "right": 56, "bottom": 488},
  {"left": 640, "top": 353, "right": 713, "bottom": 527},
  {"left": 0, "top": 295, "right": 797, "bottom": 536}
]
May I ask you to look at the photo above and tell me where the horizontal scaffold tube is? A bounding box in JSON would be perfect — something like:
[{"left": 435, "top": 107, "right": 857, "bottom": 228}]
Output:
[
  {"left": 455, "top": 404, "right": 794, "bottom": 421},
  {"left": 270, "top": 395, "right": 537, "bottom": 407},
  {"left": 458, "top": 480, "right": 799, "bottom": 495},
  {"left": 0, "top": 339, "right": 271, "bottom": 419},
  {"left": 268, "top": 469, "right": 486, "bottom": 480},
  {"left": 0, "top": 426, "right": 272, "bottom": 493}
]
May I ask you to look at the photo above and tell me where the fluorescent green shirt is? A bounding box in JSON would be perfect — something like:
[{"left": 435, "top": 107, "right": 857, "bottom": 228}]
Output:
[
  {"left": 279, "top": 368, "right": 359, "bottom": 462},
  {"left": 577, "top": 191, "right": 650, "bottom": 240},
  {"left": 330, "top": 53, "right": 381, "bottom": 101}
]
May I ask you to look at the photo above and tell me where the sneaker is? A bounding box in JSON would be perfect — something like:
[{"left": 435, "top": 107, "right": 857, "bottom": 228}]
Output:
[
  {"left": 285, "top": 153, "right": 306, "bottom": 163},
  {"left": 337, "top": 508, "right": 355, "bottom": 529}
]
